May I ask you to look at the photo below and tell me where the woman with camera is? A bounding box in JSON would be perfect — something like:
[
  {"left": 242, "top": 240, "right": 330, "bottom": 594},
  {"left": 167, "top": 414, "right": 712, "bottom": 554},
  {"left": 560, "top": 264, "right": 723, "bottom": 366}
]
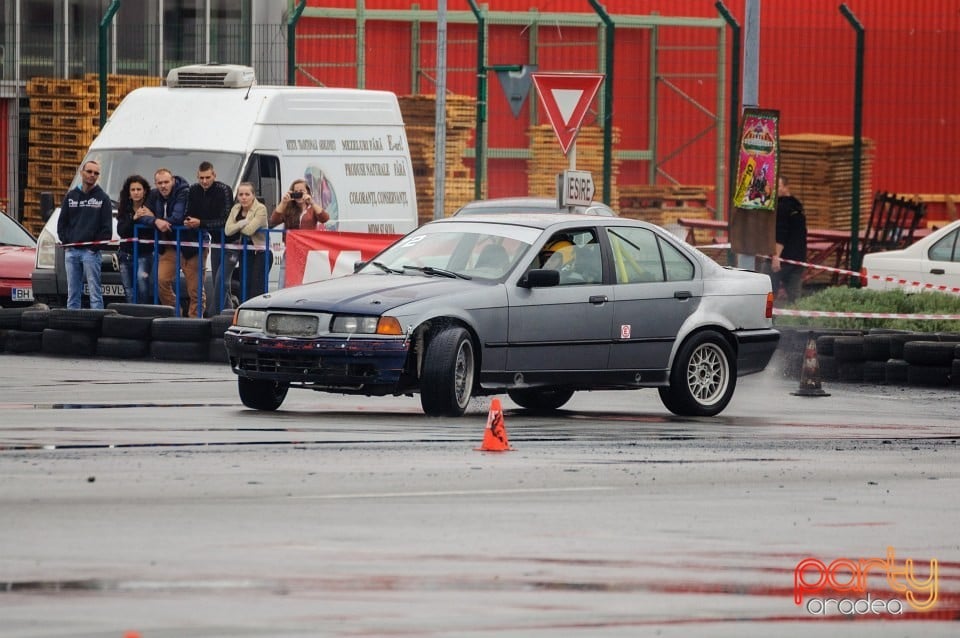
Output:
[{"left": 269, "top": 178, "right": 330, "bottom": 230}]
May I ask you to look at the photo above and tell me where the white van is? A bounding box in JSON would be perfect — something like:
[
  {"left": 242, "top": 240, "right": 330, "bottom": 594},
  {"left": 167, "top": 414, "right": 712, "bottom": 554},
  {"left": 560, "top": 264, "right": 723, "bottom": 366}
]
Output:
[{"left": 32, "top": 63, "right": 419, "bottom": 308}]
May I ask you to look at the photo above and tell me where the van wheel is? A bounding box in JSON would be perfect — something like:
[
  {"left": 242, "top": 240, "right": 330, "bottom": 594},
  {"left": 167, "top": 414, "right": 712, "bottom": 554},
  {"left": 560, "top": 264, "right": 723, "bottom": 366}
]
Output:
[
  {"left": 420, "top": 326, "right": 475, "bottom": 417},
  {"left": 238, "top": 377, "right": 288, "bottom": 411},
  {"left": 659, "top": 330, "right": 736, "bottom": 417}
]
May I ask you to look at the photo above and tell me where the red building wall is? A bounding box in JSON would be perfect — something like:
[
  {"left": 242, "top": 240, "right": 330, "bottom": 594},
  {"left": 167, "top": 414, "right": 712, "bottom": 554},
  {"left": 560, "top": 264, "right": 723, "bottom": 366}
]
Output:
[{"left": 299, "top": 1, "right": 959, "bottom": 211}]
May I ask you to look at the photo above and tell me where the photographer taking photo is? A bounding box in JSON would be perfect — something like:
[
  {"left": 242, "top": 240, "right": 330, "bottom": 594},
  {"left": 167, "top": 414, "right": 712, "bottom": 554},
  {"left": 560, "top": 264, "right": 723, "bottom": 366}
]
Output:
[{"left": 269, "top": 178, "right": 330, "bottom": 231}]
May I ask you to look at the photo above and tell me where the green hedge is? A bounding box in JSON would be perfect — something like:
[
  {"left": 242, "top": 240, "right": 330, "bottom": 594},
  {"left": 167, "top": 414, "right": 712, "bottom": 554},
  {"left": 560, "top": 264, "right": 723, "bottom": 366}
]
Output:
[{"left": 774, "top": 288, "right": 960, "bottom": 332}]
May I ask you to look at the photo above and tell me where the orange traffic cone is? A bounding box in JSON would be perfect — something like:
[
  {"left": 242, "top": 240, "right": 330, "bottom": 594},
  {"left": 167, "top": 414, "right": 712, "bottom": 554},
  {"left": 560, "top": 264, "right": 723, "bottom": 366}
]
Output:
[
  {"left": 476, "top": 398, "right": 513, "bottom": 451},
  {"left": 792, "top": 334, "right": 830, "bottom": 397}
]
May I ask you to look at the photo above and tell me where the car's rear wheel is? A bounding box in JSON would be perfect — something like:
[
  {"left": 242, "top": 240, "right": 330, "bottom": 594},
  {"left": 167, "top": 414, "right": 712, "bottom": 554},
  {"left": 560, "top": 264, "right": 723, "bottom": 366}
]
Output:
[
  {"left": 507, "top": 387, "right": 574, "bottom": 412},
  {"left": 420, "top": 326, "right": 475, "bottom": 417},
  {"left": 659, "top": 330, "right": 736, "bottom": 417},
  {"left": 238, "top": 376, "right": 289, "bottom": 411}
]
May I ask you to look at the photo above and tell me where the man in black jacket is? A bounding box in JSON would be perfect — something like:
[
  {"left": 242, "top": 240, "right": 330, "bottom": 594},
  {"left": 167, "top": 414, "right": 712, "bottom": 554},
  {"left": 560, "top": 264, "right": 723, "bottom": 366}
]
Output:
[
  {"left": 772, "top": 176, "right": 808, "bottom": 302},
  {"left": 58, "top": 160, "right": 113, "bottom": 309},
  {"left": 185, "top": 161, "right": 233, "bottom": 315},
  {"left": 145, "top": 168, "right": 192, "bottom": 315}
]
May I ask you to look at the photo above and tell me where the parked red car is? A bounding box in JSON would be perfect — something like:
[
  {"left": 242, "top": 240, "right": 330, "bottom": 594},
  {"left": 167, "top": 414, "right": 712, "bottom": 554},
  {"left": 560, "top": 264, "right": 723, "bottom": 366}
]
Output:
[{"left": 0, "top": 213, "right": 37, "bottom": 307}]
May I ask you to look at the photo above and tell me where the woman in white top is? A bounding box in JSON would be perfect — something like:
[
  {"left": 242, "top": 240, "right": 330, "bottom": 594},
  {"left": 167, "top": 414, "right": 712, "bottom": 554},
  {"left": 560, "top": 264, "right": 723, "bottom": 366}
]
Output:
[{"left": 217, "top": 182, "right": 269, "bottom": 308}]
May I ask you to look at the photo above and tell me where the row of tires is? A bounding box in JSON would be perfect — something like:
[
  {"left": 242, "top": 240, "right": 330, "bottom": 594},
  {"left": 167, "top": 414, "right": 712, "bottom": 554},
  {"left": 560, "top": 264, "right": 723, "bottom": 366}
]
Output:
[
  {"left": 778, "top": 328, "right": 960, "bottom": 388},
  {"left": 0, "top": 303, "right": 233, "bottom": 363}
]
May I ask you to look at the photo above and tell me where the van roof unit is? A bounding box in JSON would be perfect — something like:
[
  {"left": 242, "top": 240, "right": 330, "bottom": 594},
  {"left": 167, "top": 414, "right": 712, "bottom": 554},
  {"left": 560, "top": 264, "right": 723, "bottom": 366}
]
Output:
[{"left": 166, "top": 64, "right": 256, "bottom": 89}]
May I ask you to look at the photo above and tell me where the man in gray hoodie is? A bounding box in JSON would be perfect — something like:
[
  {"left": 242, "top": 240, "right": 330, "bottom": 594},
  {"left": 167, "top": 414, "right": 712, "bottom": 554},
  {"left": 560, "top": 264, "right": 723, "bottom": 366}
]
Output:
[{"left": 57, "top": 159, "right": 113, "bottom": 309}]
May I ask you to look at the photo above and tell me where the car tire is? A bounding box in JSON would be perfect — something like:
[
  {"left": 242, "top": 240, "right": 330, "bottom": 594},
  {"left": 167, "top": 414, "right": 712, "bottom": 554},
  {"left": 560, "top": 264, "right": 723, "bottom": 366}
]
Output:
[
  {"left": 101, "top": 314, "right": 154, "bottom": 340},
  {"left": 658, "top": 330, "right": 736, "bottom": 417},
  {"left": 41, "top": 328, "right": 97, "bottom": 356},
  {"left": 151, "top": 318, "right": 212, "bottom": 341},
  {"left": 48, "top": 308, "right": 117, "bottom": 332},
  {"left": 97, "top": 337, "right": 149, "bottom": 359},
  {"left": 0, "top": 308, "right": 28, "bottom": 330},
  {"left": 210, "top": 314, "right": 234, "bottom": 339},
  {"left": 885, "top": 359, "right": 909, "bottom": 385},
  {"left": 833, "top": 336, "right": 865, "bottom": 363},
  {"left": 5, "top": 329, "right": 42, "bottom": 353},
  {"left": 903, "top": 341, "right": 955, "bottom": 366},
  {"left": 238, "top": 376, "right": 288, "bottom": 411},
  {"left": 907, "top": 365, "right": 951, "bottom": 387},
  {"left": 420, "top": 326, "right": 475, "bottom": 417},
  {"left": 863, "top": 334, "right": 893, "bottom": 361},
  {"left": 20, "top": 309, "right": 51, "bottom": 332},
  {"left": 150, "top": 340, "right": 209, "bottom": 361},
  {"left": 107, "top": 302, "right": 176, "bottom": 318},
  {"left": 208, "top": 338, "right": 229, "bottom": 363},
  {"left": 507, "top": 387, "right": 574, "bottom": 412}
]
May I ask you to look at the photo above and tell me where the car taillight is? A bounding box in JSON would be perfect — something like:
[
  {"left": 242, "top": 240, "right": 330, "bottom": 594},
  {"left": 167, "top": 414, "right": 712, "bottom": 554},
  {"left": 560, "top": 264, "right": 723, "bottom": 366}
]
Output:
[{"left": 765, "top": 291, "right": 774, "bottom": 318}]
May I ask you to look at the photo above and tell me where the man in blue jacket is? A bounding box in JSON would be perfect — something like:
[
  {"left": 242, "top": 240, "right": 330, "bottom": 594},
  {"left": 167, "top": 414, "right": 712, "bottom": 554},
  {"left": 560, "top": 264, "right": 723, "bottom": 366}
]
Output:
[
  {"left": 57, "top": 160, "right": 113, "bottom": 309},
  {"left": 144, "top": 168, "right": 192, "bottom": 314}
]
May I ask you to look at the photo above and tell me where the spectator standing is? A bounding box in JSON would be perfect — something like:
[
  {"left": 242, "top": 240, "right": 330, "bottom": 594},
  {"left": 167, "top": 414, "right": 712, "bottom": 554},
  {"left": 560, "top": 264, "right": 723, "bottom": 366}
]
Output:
[
  {"left": 116, "top": 174, "right": 154, "bottom": 303},
  {"left": 223, "top": 182, "right": 270, "bottom": 305},
  {"left": 58, "top": 160, "right": 112, "bottom": 309},
  {"left": 185, "top": 161, "right": 233, "bottom": 315},
  {"left": 269, "top": 178, "right": 329, "bottom": 230},
  {"left": 144, "top": 168, "right": 192, "bottom": 314},
  {"left": 771, "top": 176, "right": 808, "bottom": 302}
]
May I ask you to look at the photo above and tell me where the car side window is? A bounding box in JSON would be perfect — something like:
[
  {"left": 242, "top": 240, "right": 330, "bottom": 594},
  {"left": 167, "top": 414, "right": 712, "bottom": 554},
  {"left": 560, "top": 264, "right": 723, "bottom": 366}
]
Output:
[
  {"left": 659, "top": 236, "right": 695, "bottom": 281},
  {"left": 606, "top": 227, "right": 664, "bottom": 283},
  {"left": 928, "top": 229, "right": 959, "bottom": 262},
  {"left": 536, "top": 228, "right": 601, "bottom": 285}
]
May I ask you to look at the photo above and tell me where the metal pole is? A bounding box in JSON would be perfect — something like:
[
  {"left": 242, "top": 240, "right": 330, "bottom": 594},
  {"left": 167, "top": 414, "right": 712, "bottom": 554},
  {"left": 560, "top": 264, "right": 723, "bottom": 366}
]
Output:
[
  {"left": 467, "top": 0, "right": 485, "bottom": 200},
  {"left": 840, "top": 4, "right": 865, "bottom": 277},
  {"left": 433, "top": 0, "right": 449, "bottom": 220},
  {"left": 287, "top": 0, "right": 307, "bottom": 85},
  {"left": 98, "top": 0, "right": 122, "bottom": 128},
  {"left": 588, "top": 0, "right": 614, "bottom": 206},
  {"left": 737, "top": 0, "right": 760, "bottom": 270},
  {"left": 715, "top": 2, "right": 740, "bottom": 223}
]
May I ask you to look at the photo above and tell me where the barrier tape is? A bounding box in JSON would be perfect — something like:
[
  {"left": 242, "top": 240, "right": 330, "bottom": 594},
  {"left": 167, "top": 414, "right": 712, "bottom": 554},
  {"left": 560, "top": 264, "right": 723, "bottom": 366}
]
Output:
[
  {"left": 61, "top": 237, "right": 270, "bottom": 251},
  {"left": 774, "top": 308, "right": 960, "bottom": 320}
]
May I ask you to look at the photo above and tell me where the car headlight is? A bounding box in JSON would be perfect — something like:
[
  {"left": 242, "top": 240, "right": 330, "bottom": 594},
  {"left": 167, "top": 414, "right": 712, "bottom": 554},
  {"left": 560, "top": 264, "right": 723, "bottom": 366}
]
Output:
[
  {"left": 236, "top": 309, "right": 266, "bottom": 329},
  {"left": 332, "top": 315, "right": 403, "bottom": 335},
  {"left": 36, "top": 227, "right": 57, "bottom": 269}
]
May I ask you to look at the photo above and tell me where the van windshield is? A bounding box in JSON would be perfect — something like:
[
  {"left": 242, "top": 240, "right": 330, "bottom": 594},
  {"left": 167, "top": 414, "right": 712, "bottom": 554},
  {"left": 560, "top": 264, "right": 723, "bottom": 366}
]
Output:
[{"left": 70, "top": 150, "right": 244, "bottom": 201}]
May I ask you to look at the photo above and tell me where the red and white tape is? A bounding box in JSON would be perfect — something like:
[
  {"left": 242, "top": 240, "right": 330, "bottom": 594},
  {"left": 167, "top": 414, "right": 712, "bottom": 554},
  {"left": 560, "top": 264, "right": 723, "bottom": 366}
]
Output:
[
  {"left": 61, "top": 237, "right": 269, "bottom": 251},
  {"left": 774, "top": 308, "right": 960, "bottom": 320}
]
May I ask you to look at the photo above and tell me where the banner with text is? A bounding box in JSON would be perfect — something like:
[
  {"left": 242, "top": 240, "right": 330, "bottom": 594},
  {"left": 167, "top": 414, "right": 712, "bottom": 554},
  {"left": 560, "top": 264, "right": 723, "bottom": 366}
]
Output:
[{"left": 284, "top": 230, "right": 400, "bottom": 288}]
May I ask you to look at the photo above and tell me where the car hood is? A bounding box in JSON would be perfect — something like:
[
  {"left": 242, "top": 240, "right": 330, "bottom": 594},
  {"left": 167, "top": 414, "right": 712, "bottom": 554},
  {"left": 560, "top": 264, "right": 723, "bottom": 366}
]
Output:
[
  {"left": 244, "top": 273, "right": 486, "bottom": 314},
  {"left": 0, "top": 246, "right": 38, "bottom": 280}
]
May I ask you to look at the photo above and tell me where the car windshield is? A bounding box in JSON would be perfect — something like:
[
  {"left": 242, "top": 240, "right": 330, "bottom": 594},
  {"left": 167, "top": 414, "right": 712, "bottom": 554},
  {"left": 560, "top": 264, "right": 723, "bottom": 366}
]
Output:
[
  {"left": 361, "top": 222, "right": 542, "bottom": 280},
  {"left": 0, "top": 213, "right": 36, "bottom": 247},
  {"left": 68, "top": 150, "right": 245, "bottom": 202}
]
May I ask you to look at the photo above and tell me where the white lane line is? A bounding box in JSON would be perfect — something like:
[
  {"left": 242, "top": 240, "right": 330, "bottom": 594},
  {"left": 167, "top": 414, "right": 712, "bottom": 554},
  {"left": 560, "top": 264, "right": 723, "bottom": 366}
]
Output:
[{"left": 287, "top": 486, "right": 615, "bottom": 500}]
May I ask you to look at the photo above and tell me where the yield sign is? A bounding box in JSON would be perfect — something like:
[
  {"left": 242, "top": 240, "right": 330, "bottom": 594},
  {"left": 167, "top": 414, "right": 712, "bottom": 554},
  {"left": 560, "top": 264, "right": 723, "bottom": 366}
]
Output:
[{"left": 531, "top": 72, "right": 605, "bottom": 155}]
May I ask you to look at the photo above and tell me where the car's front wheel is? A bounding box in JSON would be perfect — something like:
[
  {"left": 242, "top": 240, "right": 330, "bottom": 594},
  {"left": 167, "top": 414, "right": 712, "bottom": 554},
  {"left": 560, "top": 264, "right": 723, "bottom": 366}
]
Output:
[
  {"left": 238, "top": 377, "right": 289, "bottom": 411},
  {"left": 659, "top": 330, "right": 736, "bottom": 417},
  {"left": 420, "top": 326, "right": 475, "bottom": 417},
  {"left": 507, "top": 387, "right": 574, "bottom": 412}
]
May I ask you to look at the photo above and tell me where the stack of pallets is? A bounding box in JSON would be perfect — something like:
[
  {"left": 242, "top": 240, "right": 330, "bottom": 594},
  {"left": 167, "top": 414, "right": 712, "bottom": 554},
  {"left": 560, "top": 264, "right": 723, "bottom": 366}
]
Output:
[
  {"left": 527, "top": 125, "right": 620, "bottom": 206},
  {"left": 779, "top": 133, "right": 875, "bottom": 231},
  {"left": 398, "top": 94, "right": 476, "bottom": 224},
  {"left": 24, "top": 74, "right": 162, "bottom": 234},
  {"left": 618, "top": 184, "right": 715, "bottom": 242}
]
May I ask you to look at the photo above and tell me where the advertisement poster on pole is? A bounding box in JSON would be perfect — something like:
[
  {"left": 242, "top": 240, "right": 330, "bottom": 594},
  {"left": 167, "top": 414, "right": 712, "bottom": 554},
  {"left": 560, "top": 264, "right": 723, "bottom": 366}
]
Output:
[{"left": 733, "top": 109, "right": 780, "bottom": 211}]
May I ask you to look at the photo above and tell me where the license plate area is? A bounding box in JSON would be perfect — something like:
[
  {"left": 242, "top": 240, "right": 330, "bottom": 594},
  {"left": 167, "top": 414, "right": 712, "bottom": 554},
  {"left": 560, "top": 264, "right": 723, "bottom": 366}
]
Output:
[
  {"left": 11, "top": 287, "right": 33, "bottom": 301},
  {"left": 83, "top": 283, "right": 126, "bottom": 297}
]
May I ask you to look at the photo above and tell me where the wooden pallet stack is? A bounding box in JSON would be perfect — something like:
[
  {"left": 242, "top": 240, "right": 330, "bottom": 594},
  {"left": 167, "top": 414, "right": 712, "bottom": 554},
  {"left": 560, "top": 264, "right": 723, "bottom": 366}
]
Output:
[
  {"left": 527, "top": 125, "right": 621, "bottom": 205},
  {"left": 24, "top": 74, "right": 162, "bottom": 234},
  {"left": 398, "top": 94, "right": 477, "bottom": 224},
  {"left": 618, "top": 184, "right": 715, "bottom": 241},
  {"left": 779, "top": 133, "right": 875, "bottom": 231}
]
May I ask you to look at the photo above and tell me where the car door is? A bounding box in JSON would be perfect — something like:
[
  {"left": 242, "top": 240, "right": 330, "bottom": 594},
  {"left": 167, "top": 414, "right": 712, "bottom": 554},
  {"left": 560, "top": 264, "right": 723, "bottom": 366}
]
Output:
[
  {"left": 920, "top": 225, "right": 960, "bottom": 292},
  {"left": 604, "top": 226, "right": 703, "bottom": 372},
  {"left": 505, "top": 228, "right": 614, "bottom": 372}
]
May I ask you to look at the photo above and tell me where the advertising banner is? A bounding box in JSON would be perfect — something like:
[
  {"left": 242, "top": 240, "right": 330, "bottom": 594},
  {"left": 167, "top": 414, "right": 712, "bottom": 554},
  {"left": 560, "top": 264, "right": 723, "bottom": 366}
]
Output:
[
  {"left": 284, "top": 230, "right": 399, "bottom": 287},
  {"left": 733, "top": 109, "right": 780, "bottom": 211}
]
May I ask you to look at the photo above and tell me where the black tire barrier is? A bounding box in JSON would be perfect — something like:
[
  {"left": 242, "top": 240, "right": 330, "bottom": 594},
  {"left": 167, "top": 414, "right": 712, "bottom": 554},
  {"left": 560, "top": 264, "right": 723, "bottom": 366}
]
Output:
[
  {"left": 818, "top": 354, "right": 837, "bottom": 380},
  {"left": 0, "top": 307, "right": 27, "bottom": 329},
  {"left": 863, "top": 334, "right": 893, "bottom": 362},
  {"left": 20, "top": 309, "right": 51, "bottom": 333},
  {"left": 100, "top": 314, "right": 154, "bottom": 340},
  {"left": 150, "top": 339, "right": 210, "bottom": 362},
  {"left": 151, "top": 318, "right": 212, "bottom": 341},
  {"left": 902, "top": 341, "right": 956, "bottom": 367},
  {"left": 107, "top": 302, "right": 176, "bottom": 318},
  {"left": 209, "top": 338, "right": 228, "bottom": 363},
  {"left": 952, "top": 359, "right": 960, "bottom": 388},
  {"left": 833, "top": 336, "right": 865, "bottom": 363},
  {"left": 48, "top": 308, "right": 117, "bottom": 332},
  {"left": 889, "top": 334, "right": 928, "bottom": 359},
  {"left": 5, "top": 330, "right": 42, "bottom": 353},
  {"left": 210, "top": 314, "right": 234, "bottom": 339},
  {"left": 837, "top": 362, "right": 864, "bottom": 383},
  {"left": 885, "top": 359, "right": 910, "bottom": 385},
  {"left": 907, "top": 364, "right": 951, "bottom": 387},
  {"left": 0, "top": 328, "right": 7, "bottom": 351},
  {"left": 97, "top": 337, "right": 150, "bottom": 359},
  {"left": 863, "top": 360, "right": 886, "bottom": 384},
  {"left": 41, "top": 328, "right": 97, "bottom": 357},
  {"left": 815, "top": 335, "right": 836, "bottom": 357}
]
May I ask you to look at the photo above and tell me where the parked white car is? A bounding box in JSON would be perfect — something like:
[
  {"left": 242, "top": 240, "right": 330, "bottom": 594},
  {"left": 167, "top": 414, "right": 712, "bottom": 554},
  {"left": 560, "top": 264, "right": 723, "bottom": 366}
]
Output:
[{"left": 861, "top": 219, "right": 960, "bottom": 294}]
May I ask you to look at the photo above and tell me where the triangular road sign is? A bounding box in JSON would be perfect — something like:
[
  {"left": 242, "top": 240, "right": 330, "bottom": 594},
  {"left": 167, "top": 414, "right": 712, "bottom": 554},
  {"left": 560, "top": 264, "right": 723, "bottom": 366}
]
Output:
[{"left": 531, "top": 72, "right": 604, "bottom": 155}]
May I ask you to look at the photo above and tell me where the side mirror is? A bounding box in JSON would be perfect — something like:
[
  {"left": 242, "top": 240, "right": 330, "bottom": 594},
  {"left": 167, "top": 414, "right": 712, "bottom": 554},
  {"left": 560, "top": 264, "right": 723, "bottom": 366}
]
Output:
[
  {"left": 353, "top": 260, "right": 366, "bottom": 273},
  {"left": 518, "top": 268, "right": 560, "bottom": 288},
  {"left": 40, "top": 192, "right": 55, "bottom": 221}
]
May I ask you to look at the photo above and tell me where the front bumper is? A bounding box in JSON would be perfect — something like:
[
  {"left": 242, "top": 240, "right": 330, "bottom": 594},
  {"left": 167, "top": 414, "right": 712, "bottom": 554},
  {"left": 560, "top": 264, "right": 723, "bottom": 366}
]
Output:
[
  {"left": 224, "top": 330, "right": 410, "bottom": 394},
  {"left": 734, "top": 328, "right": 780, "bottom": 376}
]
